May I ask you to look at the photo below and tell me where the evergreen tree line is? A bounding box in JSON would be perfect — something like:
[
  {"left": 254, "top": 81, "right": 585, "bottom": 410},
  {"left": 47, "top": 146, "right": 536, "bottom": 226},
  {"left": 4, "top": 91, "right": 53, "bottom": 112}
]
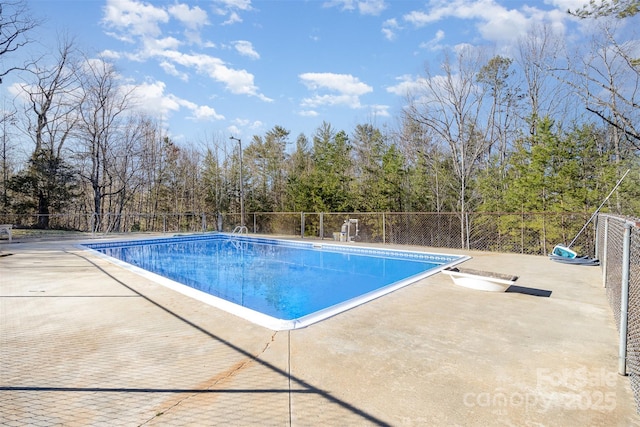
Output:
[{"left": 0, "top": 6, "right": 639, "bottom": 237}]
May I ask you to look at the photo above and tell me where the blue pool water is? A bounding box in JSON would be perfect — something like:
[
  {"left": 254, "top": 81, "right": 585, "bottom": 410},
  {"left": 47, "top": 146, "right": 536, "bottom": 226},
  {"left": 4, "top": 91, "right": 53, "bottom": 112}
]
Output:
[{"left": 83, "top": 234, "right": 466, "bottom": 329}]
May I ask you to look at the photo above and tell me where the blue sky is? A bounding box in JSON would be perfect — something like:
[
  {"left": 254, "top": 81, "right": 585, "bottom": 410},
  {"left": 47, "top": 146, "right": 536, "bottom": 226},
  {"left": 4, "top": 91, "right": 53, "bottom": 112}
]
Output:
[{"left": 5, "top": 0, "right": 590, "bottom": 146}]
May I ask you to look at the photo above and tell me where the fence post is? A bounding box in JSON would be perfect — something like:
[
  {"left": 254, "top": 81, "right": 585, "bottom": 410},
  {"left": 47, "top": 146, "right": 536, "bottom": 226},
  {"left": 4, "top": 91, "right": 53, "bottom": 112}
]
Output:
[
  {"left": 319, "top": 212, "right": 324, "bottom": 240},
  {"left": 521, "top": 212, "right": 525, "bottom": 254},
  {"left": 465, "top": 212, "right": 470, "bottom": 250},
  {"left": 602, "top": 216, "right": 609, "bottom": 287},
  {"left": 382, "top": 212, "right": 386, "bottom": 245},
  {"left": 594, "top": 215, "right": 599, "bottom": 257},
  {"left": 300, "top": 212, "right": 305, "bottom": 239},
  {"left": 618, "top": 222, "right": 632, "bottom": 376}
]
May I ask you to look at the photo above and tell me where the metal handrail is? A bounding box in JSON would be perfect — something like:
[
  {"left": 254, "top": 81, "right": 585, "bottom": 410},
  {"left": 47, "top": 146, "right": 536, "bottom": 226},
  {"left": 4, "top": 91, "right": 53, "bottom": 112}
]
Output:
[{"left": 232, "top": 225, "right": 248, "bottom": 234}]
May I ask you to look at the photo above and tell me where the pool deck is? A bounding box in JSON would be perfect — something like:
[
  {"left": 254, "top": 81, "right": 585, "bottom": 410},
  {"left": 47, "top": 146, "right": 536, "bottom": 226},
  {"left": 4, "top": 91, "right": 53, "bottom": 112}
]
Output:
[{"left": 1, "top": 233, "right": 639, "bottom": 426}]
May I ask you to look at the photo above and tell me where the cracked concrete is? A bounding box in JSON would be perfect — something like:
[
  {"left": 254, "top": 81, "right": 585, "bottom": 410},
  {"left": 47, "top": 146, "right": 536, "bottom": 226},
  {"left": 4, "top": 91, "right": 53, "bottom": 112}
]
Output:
[{"left": 1, "top": 234, "right": 639, "bottom": 426}]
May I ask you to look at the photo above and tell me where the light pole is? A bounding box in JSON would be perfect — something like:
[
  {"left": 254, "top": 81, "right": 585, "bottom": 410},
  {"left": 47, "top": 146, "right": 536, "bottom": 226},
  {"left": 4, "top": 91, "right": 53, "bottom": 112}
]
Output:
[{"left": 229, "top": 136, "right": 245, "bottom": 228}]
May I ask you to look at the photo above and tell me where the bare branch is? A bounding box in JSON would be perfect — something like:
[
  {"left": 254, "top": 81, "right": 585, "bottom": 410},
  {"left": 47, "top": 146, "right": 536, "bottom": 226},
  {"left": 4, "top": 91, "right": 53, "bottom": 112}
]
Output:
[
  {"left": 0, "top": 0, "right": 39, "bottom": 82},
  {"left": 586, "top": 106, "right": 640, "bottom": 144}
]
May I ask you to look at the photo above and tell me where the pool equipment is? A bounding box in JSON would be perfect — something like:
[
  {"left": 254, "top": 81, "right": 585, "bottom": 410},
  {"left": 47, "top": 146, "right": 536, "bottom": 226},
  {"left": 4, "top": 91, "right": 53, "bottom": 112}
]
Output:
[
  {"left": 548, "top": 254, "right": 600, "bottom": 266},
  {"left": 340, "top": 218, "right": 359, "bottom": 242},
  {"left": 551, "top": 169, "right": 629, "bottom": 259}
]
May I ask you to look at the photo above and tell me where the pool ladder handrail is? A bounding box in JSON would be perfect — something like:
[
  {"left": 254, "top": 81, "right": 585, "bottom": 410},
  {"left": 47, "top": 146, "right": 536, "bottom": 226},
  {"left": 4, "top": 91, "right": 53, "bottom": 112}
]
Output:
[{"left": 232, "top": 225, "right": 248, "bottom": 234}]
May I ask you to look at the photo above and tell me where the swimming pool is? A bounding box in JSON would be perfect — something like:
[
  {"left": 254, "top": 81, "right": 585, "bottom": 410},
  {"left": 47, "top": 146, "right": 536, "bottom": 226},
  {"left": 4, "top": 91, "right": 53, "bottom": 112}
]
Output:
[{"left": 83, "top": 234, "right": 468, "bottom": 330}]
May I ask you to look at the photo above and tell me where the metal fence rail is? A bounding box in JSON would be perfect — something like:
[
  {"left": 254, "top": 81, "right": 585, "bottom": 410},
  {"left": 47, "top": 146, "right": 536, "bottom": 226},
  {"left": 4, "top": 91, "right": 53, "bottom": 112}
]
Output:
[{"left": 597, "top": 214, "right": 640, "bottom": 413}]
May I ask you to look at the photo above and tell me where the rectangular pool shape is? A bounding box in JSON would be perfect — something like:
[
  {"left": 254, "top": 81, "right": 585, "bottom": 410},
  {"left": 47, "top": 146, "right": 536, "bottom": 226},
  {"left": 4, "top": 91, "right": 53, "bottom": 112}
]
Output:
[{"left": 83, "top": 235, "right": 468, "bottom": 330}]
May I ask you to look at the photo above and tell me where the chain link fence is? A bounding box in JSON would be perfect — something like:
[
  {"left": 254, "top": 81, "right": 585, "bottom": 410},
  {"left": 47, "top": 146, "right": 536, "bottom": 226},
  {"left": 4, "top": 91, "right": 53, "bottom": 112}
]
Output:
[
  {"left": 597, "top": 214, "right": 640, "bottom": 412},
  {"left": 251, "top": 211, "right": 596, "bottom": 256},
  {"left": 1, "top": 210, "right": 597, "bottom": 256},
  {"left": 0, "top": 212, "right": 210, "bottom": 234}
]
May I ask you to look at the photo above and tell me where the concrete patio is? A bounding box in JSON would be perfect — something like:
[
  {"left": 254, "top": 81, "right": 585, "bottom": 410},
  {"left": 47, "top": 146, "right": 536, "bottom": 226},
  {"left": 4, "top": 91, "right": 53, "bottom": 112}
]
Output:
[{"left": 1, "top": 234, "right": 639, "bottom": 426}]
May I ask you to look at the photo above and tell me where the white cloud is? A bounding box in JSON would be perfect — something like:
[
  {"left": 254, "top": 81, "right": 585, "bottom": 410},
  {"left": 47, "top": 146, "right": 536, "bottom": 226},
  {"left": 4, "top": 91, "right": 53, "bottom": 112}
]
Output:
[
  {"left": 249, "top": 120, "right": 264, "bottom": 130},
  {"left": 419, "top": 29, "right": 445, "bottom": 51},
  {"left": 233, "top": 118, "right": 252, "bottom": 127},
  {"left": 190, "top": 104, "right": 225, "bottom": 121},
  {"left": 213, "top": 0, "right": 252, "bottom": 25},
  {"left": 128, "top": 81, "right": 181, "bottom": 117},
  {"left": 323, "top": 0, "right": 387, "bottom": 15},
  {"left": 143, "top": 36, "right": 182, "bottom": 52},
  {"left": 382, "top": 18, "right": 400, "bottom": 41},
  {"left": 7, "top": 82, "right": 25, "bottom": 100},
  {"left": 222, "top": 12, "right": 243, "bottom": 25},
  {"left": 386, "top": 74, "right": 428, "bottom": 96},
  {"left": 300, "top": 72, "right": 372, "bottom": 95},
  {"left": 118, "top": 36, "right": 181, "bottom": 63},
  {"left": 100, "top": 49, "right": 121, "bottom": 60},
  {"left": 302, "top": 94, "right": 364, "bottom": 109},
  {"left": 299, "top": 72, "right": 373, "bottom": 109},
  {"left": 227, "top": 124, "right": 242, "bottom": 137},
  {"left": 358, "top": 0, "right": 387, "bottom": 15},
  {"left": 101, "top": 0, "right": 270, "bottom": 102},
  {"left": 159, "top": 61, "right": 189, "bottom": 81},
  {"left": 475, "top": 6, "right": 531, "bottom": 43},
  {"left": 215, "top": 0, "right": 253, "bottom": 11},
  {"left": 168, "top": 4, "right": 209, "bottom": 30},
  {"left": 403, "top": 9, "right": 443, "bottom": 27},
  {"left": 452, "top": 42, "right": 476, "bottom": 55},
  {"left": 168, "top": 3, "right": 210, "bottom": 44},
  {"left": 129, "top": 80, "right": 224, "bottom": 121},
  {"left": 103, "top": 0, "right": 215, "bottom": 47},
  {"left": 227, "top": 117, "right": 263, "bottom": 137},
  {"left": 233, "top": 40, "right": 260, "bottom": 59},
  {"left": 369, "top": 104, "right": 390, "bottom": 117},
  {"left": 404, "top": 0, "right": 506, "bottom": 28},
  {"left": 299, "top": 110, "right": 319, "bottom": 117},
  {"left": 401, "top": 0, "right": 571, "bottom": 51},
  {"left": 102, "top": 0, "right": 169, "bottom": 40},
  {"left": 160, "top": 50, "right": 269, "bottom": 98},
  {"left": 168, "top": 50, "right": 271, "bottom": 100}
]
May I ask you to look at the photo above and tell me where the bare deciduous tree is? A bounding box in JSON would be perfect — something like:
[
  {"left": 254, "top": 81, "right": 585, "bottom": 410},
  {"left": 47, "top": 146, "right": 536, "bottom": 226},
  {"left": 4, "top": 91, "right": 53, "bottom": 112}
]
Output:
[
  {"left": 75, "top": 56, "right": 137, "bottom": 232},
  {"left": 516, "top": 23, "right": 567, "bottom": 137},
  {"left": 406, "top": 47, "right": 492, "bottom": 247},
  {"left": 549, "top": 19, "right": 640, "bottom": 151},
  {"left": 581, "top": 22, "right": 639, "bottom": 148},
  {"left": 18, "top": 37, "right": 80, "bottom": 228}
]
